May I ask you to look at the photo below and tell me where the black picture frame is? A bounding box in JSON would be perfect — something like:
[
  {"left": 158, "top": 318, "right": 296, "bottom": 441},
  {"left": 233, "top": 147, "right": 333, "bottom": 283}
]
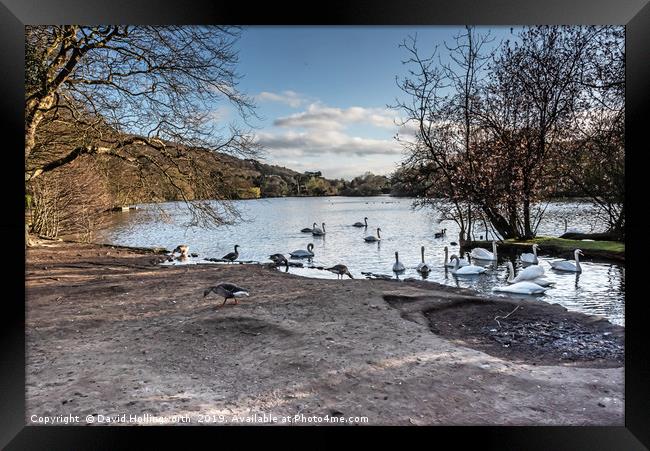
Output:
[{"left": 3, "top": 0, "right": 648, "bottom": 448}]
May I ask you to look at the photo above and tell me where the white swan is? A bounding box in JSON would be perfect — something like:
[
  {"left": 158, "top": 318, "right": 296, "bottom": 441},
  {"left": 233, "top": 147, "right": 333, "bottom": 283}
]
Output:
[
  {"left": 393, "top": 251, "right": 405, "bottom": 273},
  {"left": 289, "top": 243, "right": 314, "bottom": 258},
  {"left": 312, "top": 222, "right": 326, "bottom": 236},
  {"left": 493, "top": 281, "right": 548, "bottom": 295},
  {"left": 416, "top": 246, "right": 431, "bottom": 274},
  {"left": 505, "top": 261, "right": 553, "bottom": 286},
  {"left": 353, "top": 217, "right": 368, "bottom": 228},
  {"left": 519, "top": 244, "right": 539, "bottom": 264},
  {"left": 364, "top": 227, "right": 381, "bottom": 242},
  {"left": 471, "top": 240, "right": 498, "bottom": 261},
  {"left": 444, "top": 246, "right": 468, "bottom": 267},
  {"left": 450, "top": 255, "right": 487, "bottom": 275},
  {"left": 549, "top": 249, "right": 584, "bottom": 273}
]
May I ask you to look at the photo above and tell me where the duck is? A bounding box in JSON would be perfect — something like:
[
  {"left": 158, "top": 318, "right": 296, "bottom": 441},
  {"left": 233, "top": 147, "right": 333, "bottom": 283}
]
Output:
[
  {"left": 312, "top": 222, "right": 326, "bottom": 236},
  {"left": 392, "top": 251, "right": 406, "bottom": 273},
  {"left": 493, "top": 281, "right": 548, "bottom": 295},
  {"left": 221, "top": 244, "right": 240, "bottom": 263},
  {"left": 449, "top": 255, "right": 487, "bottom": 275},
  {"left": 471, "top": 240, "right": 498, "bottom": 261},
  {"left": 289, "top": 243, "right": 315, "bottom": 258},
  {"left": 416, "top": 246, "right": 431, "bottom": 274},
  {"left": 352, "top": 217, "right": 368, "bottom": 228},
  {"left": 505, "top": 261, "right": 553, "bottom": 286},
  {"left": 519, "top": 244, "right": 540, "bottom": 264},
  {"left": 549, "top": 249, "right": 584, "bottom": 273},
  {"left": 203, "top": 282, "right": 249, "bottom": 306},
  {"left": 325, "top": 264, "right": 354, "bottom": 279},
  {"left": 364, "top": 227, "right": 381, "bottom": 242},
  {"left": 444, "top": 246, "right": 468, "bottom": 267}
]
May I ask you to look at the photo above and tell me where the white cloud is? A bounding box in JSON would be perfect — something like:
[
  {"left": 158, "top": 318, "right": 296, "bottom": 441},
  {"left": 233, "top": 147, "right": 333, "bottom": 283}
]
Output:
[
  {"left": 256, "top": 90, "right": 309, "bottom": 108},
  {"left": 274, "top": 103, "right": 398, "bottom": 130}
]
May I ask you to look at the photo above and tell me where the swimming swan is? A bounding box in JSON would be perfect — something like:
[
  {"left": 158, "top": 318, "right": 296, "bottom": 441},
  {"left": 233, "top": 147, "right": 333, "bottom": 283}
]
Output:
[
  {"left": 289, "top": 243, "right": 315, "bottom": 258},
  {"left": 416, "top": 246, "right": 431, "bottom": 274},
  {"left": 444, "top": 246, "right": 468, "bottom": 267},
  {"left": 505, "top": 261, "right": 553, "bottom": 286},
  {"left": 364, "top": 227, "right": 381, "bottom": 242},
  {"left": 519, "top": 244, "right": 540, "bottom": 264},
  {"left": 353, "top": 217, "right": 368, "bottom": 228},
  {"left": 493, "top": 281, "right": 548, "bottom": 295},
  {"left": 312, "top": 222, "right": 326, "bottom": 236},
  {"left": 393, "top": 251, "right": 406, "bottom": 273},
  {"left": 549, "top": 249, "right": 584, "bottom": 273},
  {"left": 450, "top": 255, "right": 487, "bottom": 275},
  {"left": 471, "top": 240, "right": 498, "bottom": 261}
]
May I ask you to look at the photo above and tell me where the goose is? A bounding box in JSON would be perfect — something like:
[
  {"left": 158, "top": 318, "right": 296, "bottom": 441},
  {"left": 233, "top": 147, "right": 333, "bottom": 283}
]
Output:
[
  {"left": 289, "top": 243, "right": 314, "bottom": 258},
  {"left": 416, "top": 246, "right": 431, "bottom": 274},
  {"left": 505, "top": 261, "right": 553, "bottom": 286},
  {"left": 392, "top": 251, "right": 406, "bottom": 273},
  {"left": 312, "top": 222, "right": 326, "bottom": 236},
  {"left": 444, "top": 246, "right": 468, "bottom": 267},
  {"left": 434, "top": 228, "right": 447, "bottom": 238},
  {"left": 449, "top": 255, "right": 487, "bottom": 275},
  {"left": 269, "top": 253, "right": 289, "bottom": 269},
  {"left": 471, "top": 240, "right": 498, "bottom": 261},
  {"left": 549, "top": 249, "right": 584, "bottom": 273},
  {"left": 493, "top": 281, "right": 548, "bottom": 295},
  {"left": 519, "top": 244, "right": 540, "bottom": 264},
  {"left": 221, "top": 245, "right": 240, "bottom": 263},
  {"left": 204, "top": 283, "right": 249, "bottom": 306},
  {"left": 325, "top": 264, "right": 354, "bottom": 279},
  {"left": 352, "top": 217, "right": 368, "bottom": 228},
  {"left": 364, "top": 227, "right": 381, "bottom": 242}
]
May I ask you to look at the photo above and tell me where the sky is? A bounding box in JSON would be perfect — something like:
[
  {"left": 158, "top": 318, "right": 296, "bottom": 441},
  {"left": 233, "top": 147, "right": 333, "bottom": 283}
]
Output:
[{"left": 222, "top": 26, "right": 515, "bottom": 180}]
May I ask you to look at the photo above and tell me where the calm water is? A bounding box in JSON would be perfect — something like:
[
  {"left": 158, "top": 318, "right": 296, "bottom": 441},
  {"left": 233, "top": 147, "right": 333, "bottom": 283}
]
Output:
[{"left": 95, "top": 196, "right": 625, "bottom": 326}]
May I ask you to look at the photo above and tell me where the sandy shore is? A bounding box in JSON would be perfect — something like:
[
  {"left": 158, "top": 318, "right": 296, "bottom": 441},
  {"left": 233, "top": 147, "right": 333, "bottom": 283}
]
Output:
[{"left": 25, "top": 240, "right": 624, "bottom": 426}]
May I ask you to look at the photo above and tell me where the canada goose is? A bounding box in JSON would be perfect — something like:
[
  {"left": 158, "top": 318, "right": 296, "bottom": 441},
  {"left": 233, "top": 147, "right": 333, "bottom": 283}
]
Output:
[
  {"left": 325, "top": 264, "right": 354, "bottom": 279},
  {"left": 364, "top": 227, "right": 381, "bottom": 242},
  {"left": 203, "top": 282, "right": 249, "bottom": 306},
  {"left": 312, "top": 222, "right": 326, "bottom": 236},
  {"left": 434, "top": 228, "right": 447, "bottom": 238},
  {"left": 549, "top": 249, "right": 584, "bottom": 273},
  {"left": 352, "top": 217, "right": 368, "bottom": 228},
  {"left": 269, "top": 253, "right": 289, "bottom": 270},
  {"left": 221, "top": 245, "right": 240, "bottom": 263},
  {"left": 289, "top": 243, "right": 314, "bottom": 258},
  {"left": 393, "top": 251, "right": 405, "bottom": 273}
]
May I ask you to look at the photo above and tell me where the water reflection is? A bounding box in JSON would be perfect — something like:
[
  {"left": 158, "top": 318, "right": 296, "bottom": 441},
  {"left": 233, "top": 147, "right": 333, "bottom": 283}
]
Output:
[{"left": 96, "top": 196, "right": 625, "bottom": 326}]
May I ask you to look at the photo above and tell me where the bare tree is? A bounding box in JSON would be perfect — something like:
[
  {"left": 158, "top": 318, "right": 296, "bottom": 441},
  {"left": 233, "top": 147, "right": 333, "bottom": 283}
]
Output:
[{"left": 25, "top": 25, "right": 261, "bottom": 231}]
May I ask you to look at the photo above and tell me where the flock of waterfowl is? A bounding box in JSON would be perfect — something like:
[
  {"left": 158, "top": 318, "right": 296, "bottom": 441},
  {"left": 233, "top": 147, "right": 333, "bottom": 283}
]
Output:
[{"left": 171, "top": 217, "right": 588, "bottom": 305}]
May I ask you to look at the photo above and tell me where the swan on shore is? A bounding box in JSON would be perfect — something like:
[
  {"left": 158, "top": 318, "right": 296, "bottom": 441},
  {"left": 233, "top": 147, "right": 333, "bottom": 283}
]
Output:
[
  {"left": 450, "top": 255, "right": 487, "bottom": 275},
  {"left": 312, "top": 222, "right": 326, "bottom": 236},
  {"left": 505, "top": 261, "right": 553, "bottom": 286},
  {"left": 550, "top": 249, "right": 584, "bottom": 273},
  {"left": 203, "top": 282, "right": 249, "bottom": 306},
  {"left": 353, "top": 217, "right": 368, "bottom": 228},
  {"left": 393, "top": 251, "right": 405, "bottom": 273},
  {"left": 289, "top": 243, "right": 314, "bottom": 258},
  {"left": 364, "top": 227, "right": 381, "bottom": 242},
  {"left": 471, "top": 240, "right": 498, "bottom": 261},
  {"left": 325, "top": 264, "right": 354, "bottom": 279},
  {"left": 416, "top": 246, "right": 431, "bottom": 274},
  {"left": 493, "top": 281, "right": 548, "bottom": 295},
  {"left": 444, "top": 246, "right": 468, "bottom": 267},
  {"left": 520, "top": 244, "right": 540, "bottom": 264}
]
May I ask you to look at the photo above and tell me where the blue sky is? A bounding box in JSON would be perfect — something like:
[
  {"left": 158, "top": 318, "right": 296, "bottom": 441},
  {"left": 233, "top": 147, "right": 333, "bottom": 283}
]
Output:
[{"left": 222, "top": 26, "right": 515, "bottom": 179}]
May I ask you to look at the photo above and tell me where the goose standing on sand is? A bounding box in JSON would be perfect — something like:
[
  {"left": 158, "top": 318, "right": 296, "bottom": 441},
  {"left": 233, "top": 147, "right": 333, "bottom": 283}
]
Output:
[
  {"left": 449, "top": 255, "right": 487, "bottom": 275},
  {"left": 505, "top": 261, "right": 553, "bottom": 286},
  {"left": 471, "top": 240, "right": 498, "bottom": 261},
  {"left": 312, "top": 222, "right": 326, "bottom": 236},
  {"left": 549, "top": 249, "right": 584, "bottom": 273},
  {"left": 204, "top": 283, "right": 249, "bottom": 306},
  {"left": 352, "top": 217, "right": 368, "bottom": 228},
  {"left": 364, "top": 227, "right": 381, "bottom": 242},
  {"left": 221, "top": 245, "right": 240, "bottom": 263},
  {"left": 520, "top": 244, "right": 540, "bottom": 264},
  {"left": 325, "top": 264, "right": 354, "bottom": 279},
  {"left": 444, "top": 246, "right": 468, "bottom": 267},
  {"left": 269, "top": 253, "right": 290, "bottom": 270},
  {"left": 392, "top": 251, "right": 406, "bottom": 273},
  {"left": 289, "top": 243, "right": 315, "bottom": 258},
  {"left": 416, "top": 246, "right": 431, "bottom": 274},
  {"left": 493, "top": 281, "right": 548, "bottom": 295}
]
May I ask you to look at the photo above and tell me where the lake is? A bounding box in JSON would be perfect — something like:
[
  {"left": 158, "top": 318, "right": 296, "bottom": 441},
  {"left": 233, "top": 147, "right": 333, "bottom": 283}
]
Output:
[{"left": 95, "top": 196, "right": 625, "bottom": 326}]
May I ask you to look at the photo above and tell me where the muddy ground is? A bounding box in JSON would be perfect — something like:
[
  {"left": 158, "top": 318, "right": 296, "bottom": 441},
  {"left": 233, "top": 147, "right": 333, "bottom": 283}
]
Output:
[{"left": 25, "top": 240, "right": 624, "bottom": 425}]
